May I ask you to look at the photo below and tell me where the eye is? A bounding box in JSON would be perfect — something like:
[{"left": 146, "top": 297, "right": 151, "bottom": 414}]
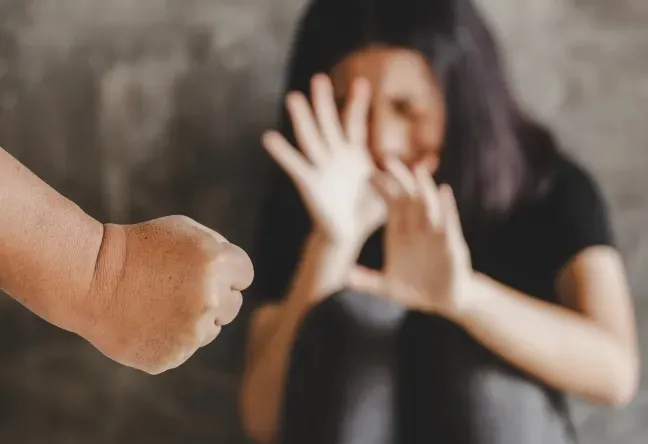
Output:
[
  {"left": 392, "top": 97, "right": 429, "bottom": 121},
  {"left": 392, "top": 98, "right": 417, "bottom": 116}
]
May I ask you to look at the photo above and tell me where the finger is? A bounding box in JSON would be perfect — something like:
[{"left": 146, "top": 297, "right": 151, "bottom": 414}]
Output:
[
  {"left": 262, "top": 131, "right": 312, "bottom": 185},
  {"left": 311, "top": 74, "right": 345, "bottom": 150},
  {"left": 194, "top": 225, "right": 255, "bottom": 291},
  {"left": 413, "top": 163, "right": 442, "bottom": 228},
  {"left": 371, "top": 170, "right": 400, "bottom": 202},
  {"left": 385, "top": 159, "right": 423, "bottom": 230},
  {"left": 199, "top": 323, "right": 223, "bottom": 348},
  {"left": 195, "top": 311, "right": 224, "bottom": 347},
  {"left": 385, "top": 158, "right": 418, "bottom": 196},
  {"left": 217, "top": 242, "right": 254, "bottom": 291},
  {"left": 348, "top": 267, "right": 419, "bottom": 309},
  {"left": 439, "top": 185, "right": 464, "bottom": 240},
  {"left": 210, "top": 286, "right": 244, "bottom": 326},
  {"left": 286, "top": 92, "right": 328, "bottom": 165},
  {"left": 371, "top": 171, "right": 407, "bottom": 234},
  {"left": 203, "top": 243, "right": 249, "bottom": 324},
  {"left": 189, "top": 223, "right": 253, "bottom": 291},
  {"left": 347, "top": 266, "right": 389, "bottom": 298},
  {"left": 343, "top": 77, "right": 372, "bottom": 147},
  {"left": 371, "top": 170, "right": 413, "bottom": 235}
]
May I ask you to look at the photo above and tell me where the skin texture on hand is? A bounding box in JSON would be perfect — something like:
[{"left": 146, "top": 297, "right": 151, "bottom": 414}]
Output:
[
  {"left": 0, "top": 147, "right": 254, "bottom": 375},
  {"left": 86, "top": 216, "right": 254, "bottom": 374}
]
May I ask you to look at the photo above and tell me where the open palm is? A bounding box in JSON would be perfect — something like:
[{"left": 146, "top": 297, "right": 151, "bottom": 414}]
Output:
[
  {"left": 349, "top": 160, "right": 473, "bottom": 316},
  {"left": 262, "top": 74, "right": 385, "bottom": 245}
]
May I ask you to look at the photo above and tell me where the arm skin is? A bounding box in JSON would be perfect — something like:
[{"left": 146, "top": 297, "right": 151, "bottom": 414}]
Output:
[
  {"left": 239, "top": 243, "right": 638, "bottom": 443},
  {"left": 239, "top": 232, "right": 362, "bottom": 444},
  {"left": 447, "top": 246, "right": 640, "bottom": 406},
  {"left": 0, "top": 147, "right": 104, "bottom": 334}
]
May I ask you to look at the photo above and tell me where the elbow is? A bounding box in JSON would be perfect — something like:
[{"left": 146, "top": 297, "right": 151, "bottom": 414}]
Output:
[
  {"left": 603, "top": 378, "right": 638, "bottom": 408},
  {"left": 607, "top": 378, "right": 640, "bottom": 409},
  {"left": 240, "top": 413, "right": 276, "bottom": 444},
  {"left": 600, "top": 348, "right": 640, "bottom": 408},
  {"left": 239, "top": 385, "right": 262, "bottom": 442},
  {"left": 239, "top": 382, "right": 277, "bottom": 444}
]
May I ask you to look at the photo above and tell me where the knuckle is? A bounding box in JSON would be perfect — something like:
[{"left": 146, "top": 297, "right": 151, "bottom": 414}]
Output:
[
  {"left": 176, "top": 296, "right": 207, "bottom": 325},
  {"left": 208, "top": 244, "right": 254, "bottom": 289},
  {"left": 196, "top": 234, "right": 229, "bottom": 259},
  {"left": 145, "top": 365, "right": 165, "bottom": 376},
  {"left": 186, "top": 316, "right": 205, "bottom": 342},
  {"left": 168, "top": 214, "right": 191, "bottom": 223},
  {"left": 214, "top": 291, "right": 243, "bottom": 326},
  {"left": 162, "top": 214, "right": 196, "bottom": 228}
]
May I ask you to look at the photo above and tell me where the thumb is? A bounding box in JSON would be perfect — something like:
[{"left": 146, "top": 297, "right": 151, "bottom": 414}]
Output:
[{"left": 347, "top": 265, "right": 389, "bottom": 297}]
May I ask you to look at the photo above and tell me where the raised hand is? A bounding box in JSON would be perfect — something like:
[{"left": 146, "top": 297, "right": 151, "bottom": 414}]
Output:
[
  {"left": 348, "top": 160, "right": 473, "bottom": 316},
  {"left": 262, "top": 74, "right": 385, "bottom": 247},
  {"left": 81, "top": 216, "right": 254, "bottom": 375}
]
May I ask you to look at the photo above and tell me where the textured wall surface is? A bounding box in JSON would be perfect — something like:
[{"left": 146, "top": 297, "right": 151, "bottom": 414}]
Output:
[{"left": 0, "top": 0, "right": 646, "bottom": 443}]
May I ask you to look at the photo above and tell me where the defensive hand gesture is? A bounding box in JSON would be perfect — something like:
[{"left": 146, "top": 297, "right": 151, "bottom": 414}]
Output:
[
  {"left": 349, "top": 160, "right": 473, "bottom": 317},
  {"left": 262, "top": 74, "right": 385, "bottom": 247}
]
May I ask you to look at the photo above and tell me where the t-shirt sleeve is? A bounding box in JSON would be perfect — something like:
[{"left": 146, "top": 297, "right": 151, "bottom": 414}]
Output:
[{"left": 546, "top": 160, "right": 616, "bottom": 275}]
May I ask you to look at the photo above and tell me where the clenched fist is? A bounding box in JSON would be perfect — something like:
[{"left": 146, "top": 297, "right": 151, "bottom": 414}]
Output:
[
  {"left": 0, "top": 147, "right": 253, "bottom": 375},
  {"left": 80, "top": 215, "right": 254, "bottom": 374}
]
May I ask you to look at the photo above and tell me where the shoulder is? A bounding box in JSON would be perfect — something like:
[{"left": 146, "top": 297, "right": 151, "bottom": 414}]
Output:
[
  {"left": 528, "top": 155, "right": 612, "bottom": 233},
  {"left": 537, "top": 155, "right": 616, "bottom": 272},
  {"left": 545, "top": 156, "right": 607, "bottom": 209}
]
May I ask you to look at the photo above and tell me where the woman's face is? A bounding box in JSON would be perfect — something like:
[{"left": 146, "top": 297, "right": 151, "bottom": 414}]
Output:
[{"left": 331, "top": 46, "right": 446, "bottom": 172}]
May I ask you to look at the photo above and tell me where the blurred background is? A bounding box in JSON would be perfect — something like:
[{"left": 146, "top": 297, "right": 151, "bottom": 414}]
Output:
[{"left": 0, "top": 0, "right": 646, "bottom": 443}]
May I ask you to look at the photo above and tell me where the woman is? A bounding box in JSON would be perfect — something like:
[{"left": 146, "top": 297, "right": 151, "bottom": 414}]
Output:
[{"left": 240, "top": 0, "right": 639, "bottom": 443}]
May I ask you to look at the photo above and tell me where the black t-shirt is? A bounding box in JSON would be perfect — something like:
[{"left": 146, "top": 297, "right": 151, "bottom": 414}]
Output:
[
  {"left": 393, "top": 158, "right": 615, "bottom": 444},
  {"left": 252, "top": 156, "right": 615, "bottom": 444}
]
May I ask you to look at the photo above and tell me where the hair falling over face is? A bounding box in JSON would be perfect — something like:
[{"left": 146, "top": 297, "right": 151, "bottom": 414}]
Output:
[
  {"left": 252, "top": 0, "right": 564, "bottom": 301},
  {"left": 280, "top": 0, "right": 561, "bottom": 227}
]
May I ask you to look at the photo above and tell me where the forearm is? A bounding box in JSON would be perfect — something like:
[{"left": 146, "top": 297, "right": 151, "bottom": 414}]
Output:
[
  {"left": 241, "top": 232, "right": 362, "bottom": 443},
  {"left": 241, "top": 296, "right": 312, "bottom": 443},
  {"left": 0, "top": 147, "right": 104, "bottom": 332},
  {"left": 450, "top": 273, "right": 638, "bottom": 405}
]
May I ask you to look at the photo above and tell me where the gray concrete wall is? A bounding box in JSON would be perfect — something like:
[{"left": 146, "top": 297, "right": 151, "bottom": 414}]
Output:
[{"left": 0, "top": 0, "right": 646, "bottom": 442}]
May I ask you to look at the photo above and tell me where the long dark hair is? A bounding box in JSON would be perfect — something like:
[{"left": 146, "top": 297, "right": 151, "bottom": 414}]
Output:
[{"left": 251, "top": 0, "right": 563, "bottom": 302}]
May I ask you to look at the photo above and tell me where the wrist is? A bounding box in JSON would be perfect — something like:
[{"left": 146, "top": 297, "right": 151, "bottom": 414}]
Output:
[
  {"left": 75, "top": 223, "right": 127, "bottom": 338},
  {"left": 309, "top": 227, "right": 366, "bottom": 254},
  {"left": 443, "top": 272, "right": 486, "bottom": 324},
  {"left": 296, "top": 229, "right": 364, "bottom": 299}
]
